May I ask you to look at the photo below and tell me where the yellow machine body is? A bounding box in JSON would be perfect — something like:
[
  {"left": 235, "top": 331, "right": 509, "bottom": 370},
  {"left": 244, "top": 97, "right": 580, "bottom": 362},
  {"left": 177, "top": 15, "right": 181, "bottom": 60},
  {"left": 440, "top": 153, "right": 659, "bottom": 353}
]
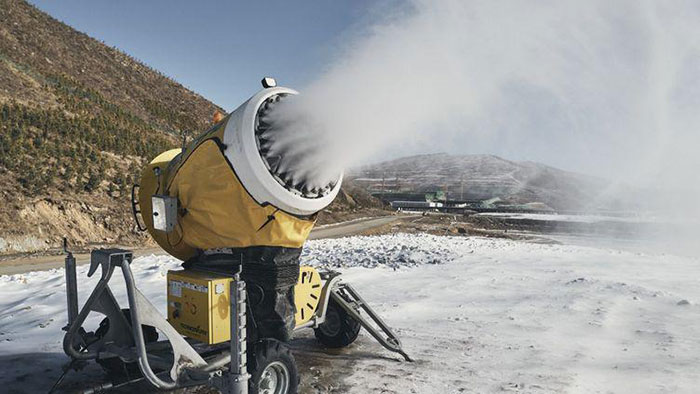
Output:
[
  {"left": 138, "top": 119, "right": 315, "bottom": 262},
  {"left": 167, "top": 266, "right": 323, "bottom": 344},
  {"left": 167, "top": 269, "right": 233, "bottom": 344}
]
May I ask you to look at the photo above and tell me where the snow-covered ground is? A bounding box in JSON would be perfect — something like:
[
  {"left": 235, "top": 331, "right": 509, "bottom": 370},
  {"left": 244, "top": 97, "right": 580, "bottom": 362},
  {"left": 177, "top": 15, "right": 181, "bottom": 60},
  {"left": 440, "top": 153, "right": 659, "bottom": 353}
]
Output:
[{"left": 1, "top": 234, "right": 699, "bottom": 393}]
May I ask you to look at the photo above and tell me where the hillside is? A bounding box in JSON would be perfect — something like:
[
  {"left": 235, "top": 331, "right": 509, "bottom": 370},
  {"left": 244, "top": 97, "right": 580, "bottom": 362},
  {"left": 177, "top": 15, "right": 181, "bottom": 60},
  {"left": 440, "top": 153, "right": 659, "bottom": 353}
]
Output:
[
  {"left": 0, "top": 0, "right": 222, "bottom": 254},
  {"left": 350, "top": 153, "right": 611, "bottom": 210},
  {"left": 0, "top": 0, "right": 387, "bottom": 256}
]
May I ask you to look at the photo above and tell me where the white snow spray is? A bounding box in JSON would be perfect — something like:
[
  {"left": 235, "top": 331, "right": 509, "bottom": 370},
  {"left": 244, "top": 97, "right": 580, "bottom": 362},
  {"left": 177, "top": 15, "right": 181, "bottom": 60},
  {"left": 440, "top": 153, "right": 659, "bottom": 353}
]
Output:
[{"left": 268, "top": 0, "right": 700, "bottom": 254}]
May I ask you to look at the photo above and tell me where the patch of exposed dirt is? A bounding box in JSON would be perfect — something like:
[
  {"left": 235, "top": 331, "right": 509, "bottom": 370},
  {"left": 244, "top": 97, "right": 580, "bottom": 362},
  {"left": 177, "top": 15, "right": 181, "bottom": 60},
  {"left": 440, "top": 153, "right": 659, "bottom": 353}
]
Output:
[{"left": 0, "top": 192, "right": 152, "bottom": 257}]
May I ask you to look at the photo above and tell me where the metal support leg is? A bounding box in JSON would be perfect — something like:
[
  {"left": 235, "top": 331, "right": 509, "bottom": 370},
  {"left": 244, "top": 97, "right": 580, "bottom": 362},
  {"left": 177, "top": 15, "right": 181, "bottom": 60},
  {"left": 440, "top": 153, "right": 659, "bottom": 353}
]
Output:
[
  {"left": 230, "top": 271, "right": 250, "bottom": 393},
  {"left": 332, "top": 282, "right": 412, "bottom": 361},
  {"left": 121, "top": 257, "right": 207, "bottom": 389},
  {"left": 63, "top": 238, "right": 79, "bottom": 326}
]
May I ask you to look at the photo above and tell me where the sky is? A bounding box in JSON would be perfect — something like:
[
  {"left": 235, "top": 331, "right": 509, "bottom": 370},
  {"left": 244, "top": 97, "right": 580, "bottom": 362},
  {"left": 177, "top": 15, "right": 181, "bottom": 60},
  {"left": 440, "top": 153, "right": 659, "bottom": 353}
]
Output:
[{"left": 29, "top": 0, "right": 381, "bottom": 109}]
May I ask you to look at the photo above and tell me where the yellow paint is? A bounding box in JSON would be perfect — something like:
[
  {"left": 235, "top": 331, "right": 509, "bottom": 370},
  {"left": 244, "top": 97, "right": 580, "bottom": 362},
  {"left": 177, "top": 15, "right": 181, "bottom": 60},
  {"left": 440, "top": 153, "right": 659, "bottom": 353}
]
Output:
[
  {"left": 167, "top": 270, "right": 232, "bottom": 344},
  {"left": 167, "top": 266, "right": 323, "bottom": 342},
  {"left": 139, "top": 148, "right": 196, "bottom": 261},
  {"left": 294, "top": 266, "right": 323, "bottom": 325},
  {"left": 168, "top": 140, "right": 315, "bottom": 251},
  {"left": 137, "top": 115, "right": 315, "bottom": 262}
]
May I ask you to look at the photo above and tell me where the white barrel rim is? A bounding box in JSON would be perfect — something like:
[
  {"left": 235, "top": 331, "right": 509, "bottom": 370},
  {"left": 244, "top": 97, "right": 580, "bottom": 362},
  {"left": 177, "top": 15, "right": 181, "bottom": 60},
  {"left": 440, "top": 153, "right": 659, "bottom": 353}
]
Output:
[{"left": 222, "top": 86, "right": 343, "bottom": 216}]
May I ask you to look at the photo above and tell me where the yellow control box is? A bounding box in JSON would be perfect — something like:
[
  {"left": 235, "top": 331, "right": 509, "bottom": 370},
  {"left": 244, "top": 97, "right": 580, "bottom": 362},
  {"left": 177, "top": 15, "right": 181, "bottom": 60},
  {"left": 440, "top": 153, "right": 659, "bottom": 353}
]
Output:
[{"left": 167, "top": 270, "right": 232, "bottom": 344}]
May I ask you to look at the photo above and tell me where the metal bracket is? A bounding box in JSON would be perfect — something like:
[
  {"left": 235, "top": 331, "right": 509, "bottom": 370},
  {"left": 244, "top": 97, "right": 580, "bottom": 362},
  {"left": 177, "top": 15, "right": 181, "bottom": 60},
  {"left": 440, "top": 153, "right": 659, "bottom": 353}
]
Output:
[
  {"left": 63, "top": 248, "right": 210, "bottom": 390},
  {"left": 331, "top": 282, "right": 412, "bottom": 362},
  {"left": 151, "top": 195, "right": 178, "bottom": 233},
  {"left": 63, "top": 250, "right": 134, "bottom": 361},
  {"left": 87, "top": 248, "right": 132, "bottom": 278}
]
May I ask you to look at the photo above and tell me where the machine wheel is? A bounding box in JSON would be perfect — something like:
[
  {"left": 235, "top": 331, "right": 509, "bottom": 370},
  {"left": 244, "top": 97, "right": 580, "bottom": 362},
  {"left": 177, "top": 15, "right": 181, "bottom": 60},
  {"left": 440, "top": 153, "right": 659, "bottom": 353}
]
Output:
[
  {"left": 95, "top": 309, "right": 159, "bottom": 378},
  {"left": 248, "top": 339, "right": 299, "bottom": 394},
  {"left": 314, "top": 298, "right": 361, "bottom": 348}
]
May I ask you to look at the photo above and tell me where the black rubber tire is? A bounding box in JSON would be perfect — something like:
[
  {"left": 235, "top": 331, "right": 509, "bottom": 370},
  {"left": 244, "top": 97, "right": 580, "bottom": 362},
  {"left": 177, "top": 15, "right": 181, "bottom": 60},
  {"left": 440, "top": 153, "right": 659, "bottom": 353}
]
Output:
[
  {"left": 314, "top": 298, "right": 361, "bottom": 348},
  {"left": 248, "top": 339, "right": 299, "bottom": 394},
  {"left": 95, "top": 309, "right": 159, "bottom": 378}
]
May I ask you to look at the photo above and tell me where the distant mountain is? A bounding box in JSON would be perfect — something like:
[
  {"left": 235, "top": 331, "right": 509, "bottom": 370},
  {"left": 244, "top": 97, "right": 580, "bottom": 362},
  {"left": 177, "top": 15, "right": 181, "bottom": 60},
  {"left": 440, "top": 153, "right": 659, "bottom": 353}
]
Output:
[
  {"left": 0, "top": 0, "right": 222, "bottom": 254},
  {"left": 350, "top": 153, "right": 611, "bottom": 210}
]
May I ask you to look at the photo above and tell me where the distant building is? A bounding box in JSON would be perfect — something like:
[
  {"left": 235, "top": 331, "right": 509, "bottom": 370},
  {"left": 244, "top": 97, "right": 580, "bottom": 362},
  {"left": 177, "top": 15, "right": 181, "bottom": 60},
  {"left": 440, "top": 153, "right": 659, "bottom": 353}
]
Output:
[
  {"left": 444, "top": 201, "right": 468, "bottom": 208},
  {"left": 372, "top": 191, "right": 445, "bottom": 203},
  {"left": 390, "top": 200, "right": 444, "bottom": 209}
]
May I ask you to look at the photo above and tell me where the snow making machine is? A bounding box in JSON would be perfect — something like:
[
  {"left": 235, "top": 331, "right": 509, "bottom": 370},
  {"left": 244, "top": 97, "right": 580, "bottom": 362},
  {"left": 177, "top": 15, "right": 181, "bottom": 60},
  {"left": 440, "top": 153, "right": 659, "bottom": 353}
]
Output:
[{"left": 57, "top": 79, "right": 410, "bottom": 394}]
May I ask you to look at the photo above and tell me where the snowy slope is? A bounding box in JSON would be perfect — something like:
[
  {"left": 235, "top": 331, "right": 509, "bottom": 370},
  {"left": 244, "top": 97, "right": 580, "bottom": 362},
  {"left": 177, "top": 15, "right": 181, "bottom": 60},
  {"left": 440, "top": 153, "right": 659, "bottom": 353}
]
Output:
[{"left": 1, "top": 234, "right": 699, "bottom": 393}]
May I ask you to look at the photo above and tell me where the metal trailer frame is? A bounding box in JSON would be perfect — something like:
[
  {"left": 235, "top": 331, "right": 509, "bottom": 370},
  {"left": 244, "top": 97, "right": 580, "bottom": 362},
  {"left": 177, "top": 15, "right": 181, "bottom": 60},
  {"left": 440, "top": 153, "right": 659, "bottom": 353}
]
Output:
[{"left": 58, "top": 246, "right": 410, "bottom": 393}]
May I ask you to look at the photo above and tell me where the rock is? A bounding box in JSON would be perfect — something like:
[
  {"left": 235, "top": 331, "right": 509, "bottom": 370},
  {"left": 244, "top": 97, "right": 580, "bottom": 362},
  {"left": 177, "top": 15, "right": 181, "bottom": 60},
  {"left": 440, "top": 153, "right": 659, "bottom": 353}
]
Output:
[{"left": 677, "top": 299, "right": 690, "bottom": 306}]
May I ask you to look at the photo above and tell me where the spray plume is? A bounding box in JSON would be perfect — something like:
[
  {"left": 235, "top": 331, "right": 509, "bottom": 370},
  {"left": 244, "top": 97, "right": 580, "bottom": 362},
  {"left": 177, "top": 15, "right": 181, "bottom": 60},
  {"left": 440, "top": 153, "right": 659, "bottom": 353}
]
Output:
[{"left": 267, "top": 0, "right": 700, "bottom": 251}]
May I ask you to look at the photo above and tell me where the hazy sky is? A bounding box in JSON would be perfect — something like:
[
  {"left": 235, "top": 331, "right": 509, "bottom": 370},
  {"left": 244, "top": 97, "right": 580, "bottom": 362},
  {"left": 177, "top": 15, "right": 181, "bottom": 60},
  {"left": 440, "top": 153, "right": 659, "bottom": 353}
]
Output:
[{"left": 29, "top": 0, "right": 380, "bottom": 109}]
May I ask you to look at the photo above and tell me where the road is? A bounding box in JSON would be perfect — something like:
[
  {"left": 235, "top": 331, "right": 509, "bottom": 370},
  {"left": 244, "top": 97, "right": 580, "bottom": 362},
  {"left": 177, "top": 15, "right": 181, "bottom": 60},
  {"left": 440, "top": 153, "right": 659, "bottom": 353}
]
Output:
[
  {"left": 0, "top": 215, "right": 408, "bottom": 275},
  {"left": 308, "top": 215, "right": 403, "bottom": 240}
]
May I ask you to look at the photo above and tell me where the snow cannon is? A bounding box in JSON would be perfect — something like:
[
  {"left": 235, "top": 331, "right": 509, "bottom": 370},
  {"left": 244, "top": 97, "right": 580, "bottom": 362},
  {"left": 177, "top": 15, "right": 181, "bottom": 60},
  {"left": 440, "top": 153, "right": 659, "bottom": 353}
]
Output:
[
  {"left": 134, "top": 81, "right": 342, "bottom": 262},
  {"left": 57, "top": 79, "right": 410, "bottom": 394}
]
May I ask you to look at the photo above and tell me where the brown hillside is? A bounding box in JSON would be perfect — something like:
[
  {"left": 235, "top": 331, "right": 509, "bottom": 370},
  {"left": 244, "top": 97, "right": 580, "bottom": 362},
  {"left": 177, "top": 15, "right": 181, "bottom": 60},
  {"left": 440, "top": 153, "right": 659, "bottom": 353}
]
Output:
[{"left": 0, "top": 0, "right": 223, "bottom": 254}]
